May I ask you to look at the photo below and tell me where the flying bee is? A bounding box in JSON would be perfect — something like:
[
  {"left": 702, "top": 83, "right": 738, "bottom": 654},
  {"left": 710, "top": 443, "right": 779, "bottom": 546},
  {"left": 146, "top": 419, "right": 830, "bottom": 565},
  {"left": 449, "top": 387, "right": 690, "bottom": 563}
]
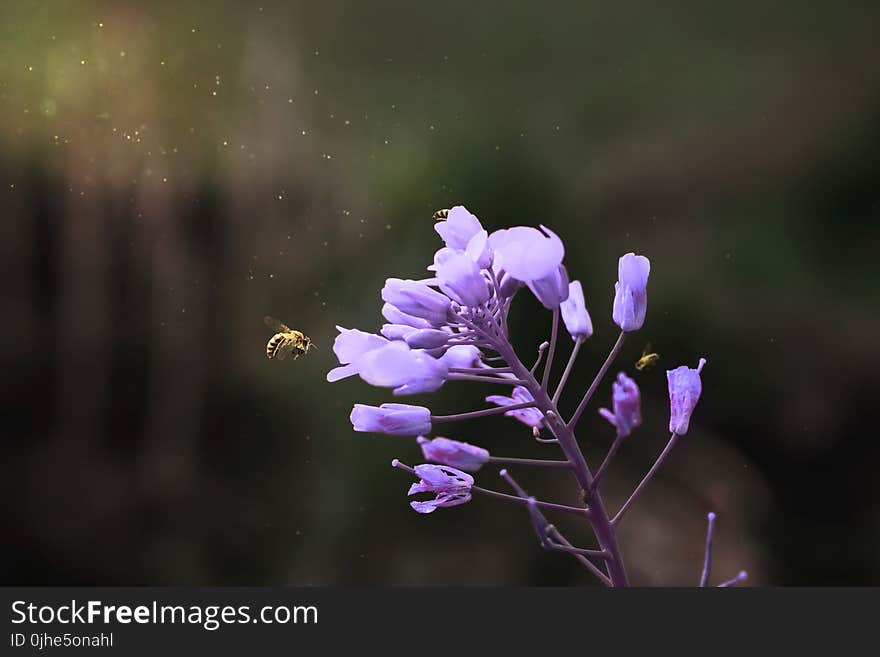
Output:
[
  {"left": 432, "top": 208, "right": 450, "bottom": 221},
  {"left": 264, "top": 316, "right": 313, "bottom": 361},
  {"left": 635, "top": 343, "right": 660, "bottom": 371}
]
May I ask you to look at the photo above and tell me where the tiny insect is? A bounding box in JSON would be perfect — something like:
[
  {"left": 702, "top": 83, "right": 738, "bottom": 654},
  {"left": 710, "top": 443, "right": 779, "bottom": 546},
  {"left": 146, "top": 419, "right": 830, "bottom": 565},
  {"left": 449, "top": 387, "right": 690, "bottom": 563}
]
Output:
[
  {"left": 432, "top": 208, "right": 450, "bottom": 221},
  {"left": 635, "top": 343, "right": 660, "bottom": 371},
  {"left": 264, "top": 316, "right": 313, "bottom": 361}
]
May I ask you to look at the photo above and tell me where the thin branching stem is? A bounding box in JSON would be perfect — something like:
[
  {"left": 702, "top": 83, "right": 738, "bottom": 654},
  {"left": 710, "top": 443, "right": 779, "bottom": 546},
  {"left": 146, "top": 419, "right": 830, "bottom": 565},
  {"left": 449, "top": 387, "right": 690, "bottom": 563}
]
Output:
[
  {"left": 488, "top": 456, "right": 572, "bottom": 469},
  {"left": 499, "top": 470, "right": 610, "bottom": 586},
  {"left": 431, "top": 400, "right": 538, "bottom": 423},
  {"left": 471, "top": 485, "right": 590, "bottom": 517},
  {"left": 592, "top": 433, "right": 624, "bottom": 492},
  {"left": 492, "top": 338, "right": 630, "bottom": 586},
  {"left": 567, "top": 331, "right": 626, "bottom": 429},
  {"left": 530, "top": 341, "right": 550, "bottom": 375},
  {"left": 545, "top": 527, "right": 611, "bottom": 587},
  {"left": 718, "top": 571, "right": 748, "bottom": 588},
  {"left": 612, "top": 432, "right": 680, "bottom": 526},
  {"left": 701, "top": 512, "right": 716, "bottom": 587},
  {"left": 448, "top": 374, "right": 527, "bottom": 385},
  {"left": 541, "top": 308, "right": 559, "bottom": 393},
  {"left": 552, "top": 335, "right": 584, "bottom": 405},
  {"left": 449, "top": 366, "right": 513, "bottom": 375}
]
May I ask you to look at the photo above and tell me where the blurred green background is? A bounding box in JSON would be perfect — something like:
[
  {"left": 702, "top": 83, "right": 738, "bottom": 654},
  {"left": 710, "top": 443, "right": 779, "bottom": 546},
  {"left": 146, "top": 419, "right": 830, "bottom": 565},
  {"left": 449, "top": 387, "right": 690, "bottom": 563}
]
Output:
[{"left": 2, "top": 0, "right": 879, "bottom": 585}]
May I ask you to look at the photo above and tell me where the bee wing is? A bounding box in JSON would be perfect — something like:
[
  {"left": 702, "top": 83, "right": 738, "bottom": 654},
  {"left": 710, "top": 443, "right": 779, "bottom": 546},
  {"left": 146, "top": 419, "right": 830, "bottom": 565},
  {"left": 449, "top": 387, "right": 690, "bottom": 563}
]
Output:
[
  {"left": 264, "top": 316, "right": 290, "bottom": 332},
  {"left": 274, "top": 340, "right": 295, "bottom": 361},
  {"left": 642, "top": 342, "right": 652, "bottom": 356}
]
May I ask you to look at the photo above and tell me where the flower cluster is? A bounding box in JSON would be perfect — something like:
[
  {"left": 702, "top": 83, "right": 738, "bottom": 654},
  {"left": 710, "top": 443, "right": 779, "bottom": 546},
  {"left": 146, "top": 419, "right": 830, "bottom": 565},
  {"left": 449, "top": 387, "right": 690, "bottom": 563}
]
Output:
[{"left": 327, "top": 204, "right": 744, "bottom": 587}]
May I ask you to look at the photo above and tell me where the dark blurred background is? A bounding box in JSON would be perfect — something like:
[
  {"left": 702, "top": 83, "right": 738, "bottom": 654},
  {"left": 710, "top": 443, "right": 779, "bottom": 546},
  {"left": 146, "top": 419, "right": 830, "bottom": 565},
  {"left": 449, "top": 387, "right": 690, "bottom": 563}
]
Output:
[{"left": 2, "top": 1, "right": 879, "bottom": 586}]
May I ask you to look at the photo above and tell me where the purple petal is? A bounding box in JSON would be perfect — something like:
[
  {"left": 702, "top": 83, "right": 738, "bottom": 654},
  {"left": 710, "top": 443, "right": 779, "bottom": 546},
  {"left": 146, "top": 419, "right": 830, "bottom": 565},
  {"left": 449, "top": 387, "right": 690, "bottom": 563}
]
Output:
[
  {"left": 560, "top": 280, "right": 593, "bottom": 340},
  {"left": 434, "top": 206, "right": 483, "bottom": 250}
]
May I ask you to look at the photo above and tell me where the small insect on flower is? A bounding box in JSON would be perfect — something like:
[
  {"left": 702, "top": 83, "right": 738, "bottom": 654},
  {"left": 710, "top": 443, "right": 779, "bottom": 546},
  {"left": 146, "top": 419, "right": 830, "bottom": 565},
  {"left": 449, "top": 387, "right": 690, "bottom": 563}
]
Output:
[
  {"left": 635, "top": 343, "right": 660, "bottom": 371},
  {"left": 264, "top": 316, "right": 314, "bottom": 361},
  {"left": 432, "top": 208, "right": 450, "bottom": 221}
]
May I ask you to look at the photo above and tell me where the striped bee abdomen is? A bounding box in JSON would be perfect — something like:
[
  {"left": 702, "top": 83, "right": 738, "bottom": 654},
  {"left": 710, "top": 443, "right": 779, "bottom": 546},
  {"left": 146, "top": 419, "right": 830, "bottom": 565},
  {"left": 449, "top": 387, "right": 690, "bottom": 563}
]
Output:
[{"left": 266, "top": 334, "right": 284, "bottom": 359}]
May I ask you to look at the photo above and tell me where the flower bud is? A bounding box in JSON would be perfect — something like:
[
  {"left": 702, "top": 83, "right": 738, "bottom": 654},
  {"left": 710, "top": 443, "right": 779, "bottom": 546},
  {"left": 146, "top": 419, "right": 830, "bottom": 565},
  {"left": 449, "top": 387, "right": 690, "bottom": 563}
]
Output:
[
  {"left": 350, "top": 403, "right": 432, "bottom": 436},
  {"left": 382, "top": 278, "right": 452, "bottom": 325},
  {"left": 667, "top": 358, "right": 706, "bottom": 435},
  {"left": 417, "top": 436, "right": 490, "bottom": 472},
  {"left": 560, "top": 280, "right": 593, "bottom": 340},
  {"left": 528, "top": 264, "right": 570, "bottom": 309},
  {"left": 612, "top": 253, "right": 650, "bottom": 332},
  {"left": 598, "top": 372, "right": 642, "bottom": 438}
]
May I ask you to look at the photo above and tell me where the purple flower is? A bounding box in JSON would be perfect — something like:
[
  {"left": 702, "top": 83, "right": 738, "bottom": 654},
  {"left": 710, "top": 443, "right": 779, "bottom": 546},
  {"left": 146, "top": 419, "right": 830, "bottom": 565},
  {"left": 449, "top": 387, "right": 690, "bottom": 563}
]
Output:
[
  {"left": 598, "top": 372, "right": 642, "bottom": 438},
  {"left": 428, "top": 246, "right": 458, "bottom": 272},
  {"left": 486, "top": 386, "right": 545, "bottom": 428},
  {"left": 560, "top": 280, "right": 593, "bottom": 340},
  {"left": 381, "top": 302, "right": 434, "bottom": 329},
  {"left": 489, "top": 225, "right": 564, "bottom": 283},
  {"left": 351, "top": 403, "right": 432, "bottom": 436},
  {"left": 381, "top": 278, "right": 452, "bottom": 326},
  {"left": 528, "top": 264, "right": 570, "bottom": 309},
  {"left": 667, "top": 358, "right": 706, "bottom": 435},
  {"left": 380, "top": 323, "right": 418, "bottom": 341},
  {"left": 406, "top": 463, "right": 473, "bottom": 513},
  {"left": 464, "top": 228, "right": 493, "bottom": 269},
  {"left": 404, "top": 328, "right": 453, "bottom": 350},
  {"left": 417, "top": 436, "right": 490, "bottom": 472},
  {"left": 435, "top": 251, "right": 491, "bottom": 307},
  {"left": 356, "top": 341, "right": 448, "bottom": 395},
  {"left": 326, "top": 326, "right": 389, "bottom": 382},
  {"left": 380, "top": 325, "right": 452, "bottom": 350},
  {"left": 434, "top": 206, "right": 483, "bottom": 250},
  {"left": 438, "top": 345, "right": 483, "bottom": 369},
  {"left": 496, "top": 271, "right": 523, "bottom": 298},
  {"left": 612, "top": 253, "right": 650, "bottom": 332}
]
